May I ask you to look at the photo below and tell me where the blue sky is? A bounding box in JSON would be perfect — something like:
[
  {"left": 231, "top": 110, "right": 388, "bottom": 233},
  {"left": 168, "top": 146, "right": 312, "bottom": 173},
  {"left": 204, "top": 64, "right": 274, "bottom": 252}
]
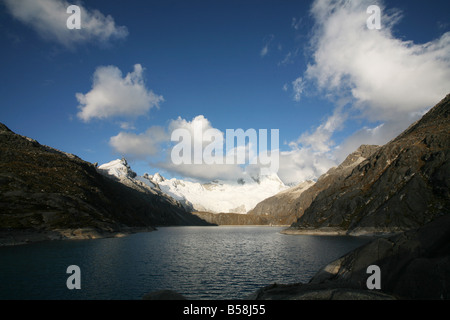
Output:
[{"left": 1, "top": 0, "right": 450, "bottom": 184}]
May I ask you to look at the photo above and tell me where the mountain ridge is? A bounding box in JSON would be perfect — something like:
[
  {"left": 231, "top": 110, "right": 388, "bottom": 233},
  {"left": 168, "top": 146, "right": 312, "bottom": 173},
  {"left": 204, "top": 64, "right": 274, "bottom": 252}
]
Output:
[
  {"left": 0, "top": 123, "right": 210, "bottom": 245},
  {"left": 98, "top": 158, "right": 289, "bottom": 215},
  {"left": 285, "top": 93, "right": 450, "bottom": 235},
  {"left": 248, "top": 144, "right": 381, "bottom": 225}
]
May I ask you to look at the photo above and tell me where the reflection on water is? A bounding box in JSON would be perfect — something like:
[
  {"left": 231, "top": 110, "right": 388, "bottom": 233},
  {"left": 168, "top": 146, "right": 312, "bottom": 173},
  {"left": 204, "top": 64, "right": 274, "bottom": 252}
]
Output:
[{"left": 0, "top": 226, "right": 371, "bottom": 300}]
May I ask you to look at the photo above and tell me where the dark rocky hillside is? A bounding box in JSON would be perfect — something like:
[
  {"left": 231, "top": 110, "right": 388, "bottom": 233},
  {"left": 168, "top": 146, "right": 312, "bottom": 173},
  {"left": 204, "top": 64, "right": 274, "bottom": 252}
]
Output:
[
  {"left": 287, "top": 94, "right": 450, "bottom": 235},
  {"left": 0, "top": 123, "right": 209, "bottom": 244},
  {"left": 251, "top": 212, "right": 450, "bottom": 300},
  {"left": 249, "top": 145, "right": 379, "bottom": 226}
]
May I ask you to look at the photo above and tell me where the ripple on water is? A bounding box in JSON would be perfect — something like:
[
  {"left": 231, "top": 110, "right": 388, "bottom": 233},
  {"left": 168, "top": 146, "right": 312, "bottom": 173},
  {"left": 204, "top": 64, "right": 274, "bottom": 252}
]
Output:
[{"left": 0, "top": 227, "right": 371, "bottom": 300}]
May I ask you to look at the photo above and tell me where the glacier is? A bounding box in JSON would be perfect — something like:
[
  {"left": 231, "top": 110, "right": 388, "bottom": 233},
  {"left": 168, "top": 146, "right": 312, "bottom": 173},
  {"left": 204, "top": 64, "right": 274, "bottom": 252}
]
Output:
[{"left": 98, "top": 158, "right": 289, "bottom": 214}]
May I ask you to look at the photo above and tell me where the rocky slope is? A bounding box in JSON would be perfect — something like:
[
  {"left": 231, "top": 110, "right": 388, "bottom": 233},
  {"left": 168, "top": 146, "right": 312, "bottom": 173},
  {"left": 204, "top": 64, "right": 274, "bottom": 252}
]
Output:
[
  {"left": 286, "top": 94, "right": 450, "bottom": 235},
  {"left": 0, "top": 123, "right": 210, "bottom": 245},
  {"left": 249, "top": 145, "right": 380, "bottom": 226},
  {"left": 97, "top": 158, "right": 292, "bottom": 225},
  {"left": 251, "top": 212, "right": 450, "bottom": 300},
  {"left": 246, "top": 181, "right": 315, "bottom": 225}
]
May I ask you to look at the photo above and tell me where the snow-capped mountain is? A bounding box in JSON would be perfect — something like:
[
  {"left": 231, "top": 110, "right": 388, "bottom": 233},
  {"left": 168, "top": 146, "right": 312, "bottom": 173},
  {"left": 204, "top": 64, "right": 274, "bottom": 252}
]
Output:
[
  {"left": 98, "top": 158, "right": 137, "bottom": 179},
  {"left": 98, "top": 159, "right": 289, "bottom": 214}
]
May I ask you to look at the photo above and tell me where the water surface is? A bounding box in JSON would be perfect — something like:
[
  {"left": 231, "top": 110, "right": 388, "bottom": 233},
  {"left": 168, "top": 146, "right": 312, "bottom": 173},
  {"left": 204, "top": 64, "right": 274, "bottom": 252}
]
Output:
[{"left": 0, "top": 226, "right": 371, "bottom": 300}]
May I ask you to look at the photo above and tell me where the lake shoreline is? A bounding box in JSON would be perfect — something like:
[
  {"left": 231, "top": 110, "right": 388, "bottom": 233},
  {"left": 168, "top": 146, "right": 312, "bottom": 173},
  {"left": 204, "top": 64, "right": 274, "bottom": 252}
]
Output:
[
  {"left": 281, "top": 227, "right": 403, "bottom": 237},
  {"left": 0, "top": 226, "right": 156, "bottom": 247},
  {"left": 1, "top": 226, "right": 372, "bottom": 299}
]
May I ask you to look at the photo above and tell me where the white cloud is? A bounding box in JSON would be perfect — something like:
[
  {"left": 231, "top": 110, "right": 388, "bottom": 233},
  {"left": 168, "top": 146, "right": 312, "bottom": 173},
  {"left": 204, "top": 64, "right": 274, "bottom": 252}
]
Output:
[
  {"left": 160, "top": 115, "right": 250, "bottom": 182},
  {"left": 3, "top": 0, "right": 128, "bottom": 47},
  {"left": 291, "top": 17, "right": 303, "bottom": 30},
  {"left": 168, "top": 115, "right": 223, "bottom": 150},
  {"left": 293, "top": 109, "right": 346, "bottom": 153},
  {"left": 278, "top": 148, "right": 337, "bottom": 185},
  {"left": 282, "top": 0, "right": 450, "bottom": 183},
  {"left": 107, "top": 112, "right": 355, "bottom": 185},
  {"left": 277, "top": 110, "right": 346, "bottom": 184},
  {"left": 108, "top": 115, "right": 282, "bottom": 183},
  {"left": 119, "top": 122, "right": 136, "bottom": 130},
  {"left": 110, "top": 126, "right": 168, "bottom": 158},
  {"left": 260, "top": 46, "right": 269, "bottom": 57},
  {"left": 260, "top": 34, "right": 275, "bottom": 57},
  {"left": 279, "top": 51, "right": 294, "bottom": 66},
  {"left": 304, "top": 0, "right": 450, "bottom": 121},
  {"left": 292, "top": 77, "right": 305, "bottom": 102},
  {"left": 76, "top": 64, "right": 163, "bottom": 122}
]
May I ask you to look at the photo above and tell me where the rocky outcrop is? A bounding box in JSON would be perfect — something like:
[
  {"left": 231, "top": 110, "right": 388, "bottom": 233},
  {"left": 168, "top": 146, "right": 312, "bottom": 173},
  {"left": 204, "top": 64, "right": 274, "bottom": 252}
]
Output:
[
  {"left": 248, "top": 283, "right": 396, "bottom": 300},
  {"left": 252, "top": 213, "right": 450, "bottom": 300},
  {"left": 0, "top": 123, "right": 210, "bottom": 245},
  {"left": 0, "top": 226, "right": 153, "bottom": 246},
  {"left": 247, "top": 181, "right": 315, "bottom": 225},
  {"left": 249, "top": 145, "right": 380, "bottom": 226},
  {"left": 287, "top": 94, "right": 450, "bottom": 235},
  {"left": 97, "top": 158, "right": 192, "bottom": 212}
]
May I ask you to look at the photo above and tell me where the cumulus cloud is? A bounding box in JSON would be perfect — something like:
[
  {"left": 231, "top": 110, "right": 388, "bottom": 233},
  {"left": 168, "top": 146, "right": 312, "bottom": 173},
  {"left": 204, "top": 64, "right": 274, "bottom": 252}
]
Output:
[
  {"left": 303, "top": 0, "right": 450, "bottom": 120},
  {"left": 276, "top": 110, "right": 346, "bottom": 184},
  {"left": 109, "top": 115, "right": 280, "bottom": 182},
  {"left": 283, "top": 0, "right": 450, "bottom": 183},
  {"left": 292, "top": 109, "right": 347, "bottom": 153},
  {"left": 3, "top": 0, "right": 128, "bottom": 48},
  {"left": 278, "top": 148, "right": 337, "bottom": 185},
  {"left": 108, "top": 112, "right": 344, "bottom": 185},
  {"left": 110, "top": 126, "right": 168, "bottom": 158},
  {"left": 76, "top": 64, "right": 163, "bottom": 122},
  {"left": 109, "top": 115, "right": 243, "bottom": 181}
]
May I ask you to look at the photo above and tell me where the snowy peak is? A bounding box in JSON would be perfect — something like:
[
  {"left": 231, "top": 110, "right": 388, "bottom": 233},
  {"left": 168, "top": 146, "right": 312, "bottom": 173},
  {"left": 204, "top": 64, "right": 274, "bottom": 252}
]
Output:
[
  {"left": 152, "top": 172, "right": 166, "bottom": 183},
  {"left": 141, "top": 172, "right": 288, "bottom": 214},
  {"left": 97, "top": 159, "right": 289, "bottom": 215},
  {"left": 98, "top": 158, "right": 137, "bottom": 180},
  {"left": 258, "top": 173, "right": 285, "bottom": 186}
]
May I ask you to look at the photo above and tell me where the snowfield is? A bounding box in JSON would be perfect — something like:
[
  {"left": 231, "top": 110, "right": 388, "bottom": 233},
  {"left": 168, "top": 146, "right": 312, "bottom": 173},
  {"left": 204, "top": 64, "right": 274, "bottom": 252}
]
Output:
[{"left": 99, "top": 159, "right": 289, "bottom": 214}]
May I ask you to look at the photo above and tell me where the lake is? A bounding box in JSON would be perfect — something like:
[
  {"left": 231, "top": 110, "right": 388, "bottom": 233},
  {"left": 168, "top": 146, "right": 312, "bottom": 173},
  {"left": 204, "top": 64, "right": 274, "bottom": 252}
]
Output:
[{"left": 0, "top": 226, "right": 371, "bottom": 300}]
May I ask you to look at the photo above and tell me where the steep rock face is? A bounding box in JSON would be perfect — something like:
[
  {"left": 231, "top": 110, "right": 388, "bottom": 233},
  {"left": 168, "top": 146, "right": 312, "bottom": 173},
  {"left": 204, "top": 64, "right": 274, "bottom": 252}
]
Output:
[
  {"left": 251, "top": 212, "right": 450, "bottom": 300},
  {"left": 308, "top": 214, "right": 450, "bottom": 299},
  {"left": 0, "top": 123, "right": 210, "bottom": 239},
  {"left": 97, "top": 158, "right": 184, "bottom": 208},
  {"left": 247, "top": 181, "right": 315, "bottom": 225},
  {"left": 249, "top": 145, "right": 380, "bottom": 226},
  {"left": 289, "top": 94, "right": 450, "bottom": 235}
]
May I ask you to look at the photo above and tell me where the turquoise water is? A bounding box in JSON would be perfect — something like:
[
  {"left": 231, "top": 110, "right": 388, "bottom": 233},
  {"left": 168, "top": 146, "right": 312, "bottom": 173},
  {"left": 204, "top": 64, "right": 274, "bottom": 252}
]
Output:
[{"left": 0, "top": 226, "right": 370, "bottom": 300}]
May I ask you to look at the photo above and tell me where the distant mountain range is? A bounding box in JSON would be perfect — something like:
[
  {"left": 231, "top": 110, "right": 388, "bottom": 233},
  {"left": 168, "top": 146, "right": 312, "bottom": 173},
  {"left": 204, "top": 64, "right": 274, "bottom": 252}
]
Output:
[{"left": 98, "top": 158, "right": 289, "bottom": 215}]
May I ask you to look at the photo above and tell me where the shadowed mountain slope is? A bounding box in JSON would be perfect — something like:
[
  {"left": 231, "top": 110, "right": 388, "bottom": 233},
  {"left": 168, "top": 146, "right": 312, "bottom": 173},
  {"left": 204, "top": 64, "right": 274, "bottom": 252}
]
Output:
[
  {"left": 287, "top": 94, "right": 450, "bottom": 235},
  {"left": 0, "top": 123, "right": 209, "bottom": 244}
]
